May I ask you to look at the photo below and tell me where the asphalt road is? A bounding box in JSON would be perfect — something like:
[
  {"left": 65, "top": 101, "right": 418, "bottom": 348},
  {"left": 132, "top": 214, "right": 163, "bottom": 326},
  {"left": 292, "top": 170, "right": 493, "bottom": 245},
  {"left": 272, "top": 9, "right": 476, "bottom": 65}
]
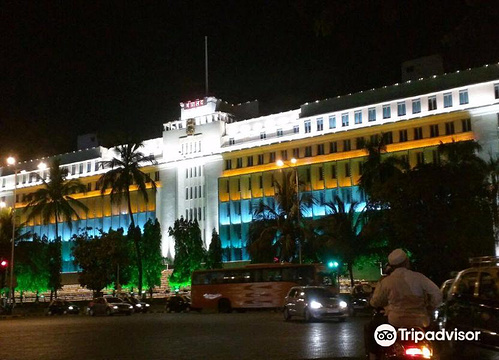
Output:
[{"left": 0, "top": 312, "right": 498, "bottom": 360}]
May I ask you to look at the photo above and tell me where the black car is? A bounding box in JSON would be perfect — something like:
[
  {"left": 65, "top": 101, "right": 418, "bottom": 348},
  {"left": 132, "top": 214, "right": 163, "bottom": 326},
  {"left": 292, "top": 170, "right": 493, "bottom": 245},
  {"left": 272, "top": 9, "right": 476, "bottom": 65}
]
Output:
[
  {"left": 122, "top": 296, "right": 151, "bottom": 313},
  {"left": 46, "top": 300, "right": 80, "bottom": 315},
  {"left": 165, "top": 294, "right": 191, "bottom": 313},
  {"left": 435, "top": 256, "right": 499, "bottom": 351}
]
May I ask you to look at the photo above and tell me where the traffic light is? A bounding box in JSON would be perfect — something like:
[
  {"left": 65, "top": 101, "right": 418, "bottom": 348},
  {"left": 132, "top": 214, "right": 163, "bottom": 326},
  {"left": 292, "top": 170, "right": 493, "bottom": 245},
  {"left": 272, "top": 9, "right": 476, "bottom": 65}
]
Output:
[
  {"left": 0, "top": 259, "right": 7, "bottom": 289},
  {"left": 0, "top": 260, "right": 7, "bottom": 269},
  {"left": 327, "top": 260, "right": 339, "bottom": 269}
]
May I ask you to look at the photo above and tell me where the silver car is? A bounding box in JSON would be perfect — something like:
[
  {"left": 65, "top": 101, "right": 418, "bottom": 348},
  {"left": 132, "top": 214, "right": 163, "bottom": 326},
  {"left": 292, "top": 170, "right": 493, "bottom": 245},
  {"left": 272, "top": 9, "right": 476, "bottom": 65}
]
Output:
[
  {"left": 283, "top": 286, "right": 349, "bottom": 322},
  {"left": 87, "top": 297, "right": 134, "bottom": 316}
]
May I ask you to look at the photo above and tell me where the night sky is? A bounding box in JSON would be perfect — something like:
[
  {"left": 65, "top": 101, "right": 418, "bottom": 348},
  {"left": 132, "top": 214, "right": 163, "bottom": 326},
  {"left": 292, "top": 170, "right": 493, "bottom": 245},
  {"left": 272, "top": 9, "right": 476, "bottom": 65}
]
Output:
[{"left": 1, "top": 1, "right": 498, "bottom": 161}]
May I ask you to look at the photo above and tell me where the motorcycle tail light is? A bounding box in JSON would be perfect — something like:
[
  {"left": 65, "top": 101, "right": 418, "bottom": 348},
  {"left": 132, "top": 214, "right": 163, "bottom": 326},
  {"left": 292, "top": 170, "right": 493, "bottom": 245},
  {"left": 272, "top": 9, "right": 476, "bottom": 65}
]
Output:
[{"left": 404, "top": 346, "right": 431, "bottom": 358}]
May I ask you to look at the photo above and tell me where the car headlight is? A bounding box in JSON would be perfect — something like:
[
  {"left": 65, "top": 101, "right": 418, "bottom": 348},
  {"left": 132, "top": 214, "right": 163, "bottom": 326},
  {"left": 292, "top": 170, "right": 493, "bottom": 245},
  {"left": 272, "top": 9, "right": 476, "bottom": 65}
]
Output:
[
  {"left": 145, "top": 304, "right": 150, "bottom": 307},
  {"left": 129, "top": 305, "right": 133, "bottom": 309},
  {"left": 339, "top": 301, "right": 348, "bottom": 309},
  {"left": 136, "top": 304, "right": 142, "bottom": 307},
  {"left": 113, "top": 306, "right": 118, "bottom": 309},
  {"left": 310, "top": 300, "right": 323, "bottom": 309},
  {"left": 68, "top": 306, "right": 74, "bottom": 310}
]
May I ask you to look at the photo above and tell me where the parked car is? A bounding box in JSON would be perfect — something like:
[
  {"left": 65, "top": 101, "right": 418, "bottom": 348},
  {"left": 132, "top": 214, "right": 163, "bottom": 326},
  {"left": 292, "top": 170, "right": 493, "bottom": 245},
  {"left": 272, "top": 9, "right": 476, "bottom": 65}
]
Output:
[
  {"left": 122, "top": 296, "right": 150, "bottom": 313},
  {"left": 435, "top": 256, "right": 499, "bottom": 350},
  {"left": 46, "top": 300, "right": 80, "bottom": 315},
  {"left": 87, "top": 297, "right": 133, "bottom": 316},
  {"left": 350, "top": 283, "right": 373, "bottom": 314},
  {"left": 165, "top": 294, "right": 191, "bottom": 313},
  {"left": 283, "top": 286, "right": 349, "bottom": 322}
]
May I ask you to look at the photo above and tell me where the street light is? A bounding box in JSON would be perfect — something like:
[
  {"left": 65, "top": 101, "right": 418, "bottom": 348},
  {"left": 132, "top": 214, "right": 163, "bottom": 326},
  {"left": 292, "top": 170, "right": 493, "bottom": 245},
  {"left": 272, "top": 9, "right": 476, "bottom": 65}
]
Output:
[
  {"left": 6, "top": 156, "right": 17, "bottom": 306},
  {"left": 276, "top": 158, "right": 301, "bottom": 263}
]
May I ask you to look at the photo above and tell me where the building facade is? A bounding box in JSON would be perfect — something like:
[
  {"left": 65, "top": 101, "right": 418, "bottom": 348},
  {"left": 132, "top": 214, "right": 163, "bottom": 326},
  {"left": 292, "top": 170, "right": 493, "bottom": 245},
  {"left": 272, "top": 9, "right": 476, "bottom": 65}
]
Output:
[{"left": 2, "top": 64, "right": 499, "bottom": 272}]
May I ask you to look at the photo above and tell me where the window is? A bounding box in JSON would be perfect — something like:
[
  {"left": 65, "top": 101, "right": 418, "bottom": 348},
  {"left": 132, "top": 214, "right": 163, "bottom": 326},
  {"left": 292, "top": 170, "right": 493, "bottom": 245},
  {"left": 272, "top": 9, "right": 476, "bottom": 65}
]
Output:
[
  {"left": 236, "top": 158, "right": 243, "bottom": 168},
  {"left": 293, "top": 148, "right": 300, "bottom": 158},
  {"left": 455, "top": 272, "right": 478, "bottom": 298},
  {"left": 368, "top": 108, "right": 376, "bottom": 122},
  {"left": 343, "top": 139, "right": 351, "bottom": 151},
  {"left": 293, "top": 125, "right": 299, "bottom": 134},
  {"left": 317, "top": 118, "right": 323, "bottom": 131},
  {"left": 356, "top": 137, "right": 364, "bottom": 149},
  {"left": 330, "top": 141, "right": 337, "bottom": 153},
  {"left": 281, "top": 150, "right": 288, "bottom": 161},
  {"left": 384, "top": 132, "right": 393, "bottom": 145},
  {"left": 237, "top": 179, "right": 241, "bottom": 192},
  {"left": 229, "top": 138, "right": 235, "bottom": 145},
  {"left": 445, "top": 122, "right": 455, "bottom": 135},
  {"left": 305, "top": 146, "right": 312, "bottom": 157},
  {"left": 318, "top": 166, "right": 323, "bottom": 181},
  {"left": 95, "top": 162, "right": 100, "bottom": 171},
  {"left": 185, "top": 188, "right": 189, "bottom": 200},
  {"left": 382, "top": 104, "right": 391, "bottom": 119},
  {"left": 495, "top": 84, "right": 499, "bottom": 99},
  {"left": 259, "top": 176, "right": 263, "bottom": 189},
  {"left": 71, "top": 165, "right": 76, "bottom": 175},
  {"left": 430, "top": 124, "right": 439, "bottom": 138},
  {"left": 428, "top": 96, "right": 437, "bottom": 110},
  {"left": 478, "top": 272, "right": 499, "bottom": 300},
  {"left": 443, "top": 92, "right": 453, "bottom": 108},
  {"left": 341, "top": 113, "right": 349, "bottom": 127},
  {"left": 87, "top": 162, "right": 91, "bottom": 173},
  {"left": 190, "top": 187, "right": 193, "bottom": 199},
  {"left": 416, "top": 152, "right": 425, "bottom": 165},
  {"left": 397, "top": 102, "right": 406, "bottom": 116},
  {"left": 331, "top": 165, "right": 337, "bottom": 179},
  {"left": 306, "top": 168, "right": 311, "bottom": 182},
  {"left": 277, "top": 128, "right": 283, "bottom": 137},
  {"left": 260, "top": 132, "right": 266, "bottom": 140},
  {"left": 462, "top": 118, "right": 471, "bottom": 132},
  {"left": 358, "top": 162, "right": 363, "bottom": 175},
  {"left": 354, "top": 110, "right": 362, "bottom": 124},
  {"left": 459, "top": 90, "right": 469, "bottom": 105},
  {"left": 412, "top": 99, "right": 421, "bottom": 114},
  {"left": 247, "top": 156, "right": 254, "bottom": 167},
  {"left": 370, "top": 134, "right": 378, "bottom": 144},
  {"left": 329, "top": 115, "right": 336, "bottom": 129},
  {"left": 269, "top": 152, "right": 276, "bottom": 163},
  {"left": 432, "top": 150, "right": 440, "bottom": 164},
  {"left": 258, "top": 154, "right": 264, "bottom": 165},
  {"left": 194, "top": 186, "right": 198, "bottom": 198},
  {"left": 399, "top": 129, "right": 408, "bottom": 142},
  {"left": 345, "top": 163, "right": 351, "bottom": 177},
  {"left": 414, "top": 127, "right": 423, "bottom": 140},
  {"left": 305, "top": 120, "right": 311, "bottom": 133},
  {"left": 87, "top": 183, "right": 92, "bottom": 192},
  {"left": 225, "top": 159, "right": 232, "bottom": 170},
  {"left": 317, "top": 144, "right": 324, "bottom": 155}
]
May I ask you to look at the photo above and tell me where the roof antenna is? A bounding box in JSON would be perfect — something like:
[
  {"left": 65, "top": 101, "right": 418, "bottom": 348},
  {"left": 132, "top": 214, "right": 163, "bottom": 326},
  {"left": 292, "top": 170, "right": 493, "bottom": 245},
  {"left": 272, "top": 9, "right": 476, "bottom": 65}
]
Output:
[{"left": 205, "top": 36, "right": 209, "bottom": 96}]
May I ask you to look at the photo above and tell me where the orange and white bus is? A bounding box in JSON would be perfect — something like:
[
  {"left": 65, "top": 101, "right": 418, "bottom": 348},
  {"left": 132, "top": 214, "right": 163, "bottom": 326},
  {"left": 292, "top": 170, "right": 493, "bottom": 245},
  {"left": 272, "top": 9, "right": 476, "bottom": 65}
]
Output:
[{"left": 191, "top": 263, "right": 331, "bottom": 312}]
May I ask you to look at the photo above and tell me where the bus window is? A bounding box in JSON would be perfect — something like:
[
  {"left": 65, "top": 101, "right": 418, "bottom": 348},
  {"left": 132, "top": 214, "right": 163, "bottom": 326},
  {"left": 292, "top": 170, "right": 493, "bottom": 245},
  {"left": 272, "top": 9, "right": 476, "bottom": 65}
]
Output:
[{"left": 262, "top": 268, "right": 282, "bottom": 282}]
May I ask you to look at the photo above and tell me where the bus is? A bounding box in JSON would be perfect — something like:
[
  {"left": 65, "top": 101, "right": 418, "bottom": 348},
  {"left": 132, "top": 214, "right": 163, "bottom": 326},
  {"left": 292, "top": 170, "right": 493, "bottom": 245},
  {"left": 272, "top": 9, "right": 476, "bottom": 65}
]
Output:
[{"left": 191, "top": 263, "right": 332, "bottom": 312}]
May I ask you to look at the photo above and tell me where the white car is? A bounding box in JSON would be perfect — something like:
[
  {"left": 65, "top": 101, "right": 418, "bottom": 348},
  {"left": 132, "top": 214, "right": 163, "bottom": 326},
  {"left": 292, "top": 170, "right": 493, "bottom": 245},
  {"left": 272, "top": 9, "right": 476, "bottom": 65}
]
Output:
[{"left": 283, "top": 286, "right": 349, "bottom": 322}]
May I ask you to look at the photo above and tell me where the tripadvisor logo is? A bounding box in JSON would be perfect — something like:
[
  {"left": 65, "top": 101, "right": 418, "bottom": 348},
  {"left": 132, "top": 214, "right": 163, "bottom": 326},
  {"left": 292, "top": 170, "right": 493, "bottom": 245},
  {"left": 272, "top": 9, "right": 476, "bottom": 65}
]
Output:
[{"left": 374, "top": 324, "right": 481, "bottom": 347}]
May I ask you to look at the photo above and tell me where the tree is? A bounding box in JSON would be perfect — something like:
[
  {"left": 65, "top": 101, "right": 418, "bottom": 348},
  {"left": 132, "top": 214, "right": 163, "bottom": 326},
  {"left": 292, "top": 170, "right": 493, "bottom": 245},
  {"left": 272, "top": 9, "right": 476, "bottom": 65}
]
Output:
[
  {"left": 97, "top": 141, "right": 157, "bottom": 297},
  {"left": 47, "top": 238, "right": 62, "bottom": 300},
  {"left": 315, "top": 196, "right": 369, "bottom": 287},
  {"left": 247, "top": 170, "right": 311, "bottom": 262},
  {"left": 15, "top": 236, "right": 50, "bottom": 298},
  {"left": 206, "top": 228, "right": 223, "bottom": 269},
  {"left": 72, "top": 229, "right": 131, "bottom": 296},
  {"left": 141, "top": 219, "right": 163, "bottom": 297},
  {"left": 24, "top": 157, "right": 88, "bottom": 240},
  {"left": 484, "top": 156, "right": 499, "bottom": 255},
  {"left": 168, "top": 218, "right": 205, "bottom": 288}
]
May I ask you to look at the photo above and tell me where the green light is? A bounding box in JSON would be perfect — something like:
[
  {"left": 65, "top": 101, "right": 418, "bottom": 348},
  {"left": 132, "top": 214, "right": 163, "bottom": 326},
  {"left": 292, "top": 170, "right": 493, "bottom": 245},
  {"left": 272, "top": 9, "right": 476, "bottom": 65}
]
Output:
[{"left": 328, "top": 261, "right": 339, "bottom": 268}]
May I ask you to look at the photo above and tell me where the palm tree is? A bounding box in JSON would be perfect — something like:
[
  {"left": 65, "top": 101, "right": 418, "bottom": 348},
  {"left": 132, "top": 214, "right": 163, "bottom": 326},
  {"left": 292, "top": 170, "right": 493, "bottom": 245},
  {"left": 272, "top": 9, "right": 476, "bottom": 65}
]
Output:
[
  {"left": 97, "top": 142, "right": 157, "bottom": 296},
  {"left": 484, "top": 156, "right": 499, "bottom": 255},
  {"left": 317, "top": 196, "right": 367, "bottom": 287},
  {"left": 247, "top": 170, "right": 304, "bottom": 262},
  {"left": 24, "top": 158, "right": 88, "bottom": 240}
]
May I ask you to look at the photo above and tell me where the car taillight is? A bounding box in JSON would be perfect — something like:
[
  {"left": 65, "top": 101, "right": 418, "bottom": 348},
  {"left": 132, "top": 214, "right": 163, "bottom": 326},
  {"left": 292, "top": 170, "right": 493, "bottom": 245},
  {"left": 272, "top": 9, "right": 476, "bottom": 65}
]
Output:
[{"left": 404, "top": 346, "right": 431, "bottom": 358}]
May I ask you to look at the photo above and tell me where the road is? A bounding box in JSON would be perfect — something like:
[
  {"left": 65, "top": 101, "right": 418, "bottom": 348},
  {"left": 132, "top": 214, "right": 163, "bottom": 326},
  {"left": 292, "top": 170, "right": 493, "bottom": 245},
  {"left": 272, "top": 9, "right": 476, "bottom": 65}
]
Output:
[{"left": 0, "top": 312, "right": 498, "bottom": 360}]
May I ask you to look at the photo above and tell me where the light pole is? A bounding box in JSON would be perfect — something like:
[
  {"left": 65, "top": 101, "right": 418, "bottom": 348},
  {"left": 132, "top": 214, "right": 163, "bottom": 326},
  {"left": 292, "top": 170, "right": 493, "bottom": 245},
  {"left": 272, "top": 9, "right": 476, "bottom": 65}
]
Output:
[
  {"left": 276, "top": 158, "right": 302, "bottom": 263},
  {"left": 6, "top": 156, "right": 17, "bottom": 306}
]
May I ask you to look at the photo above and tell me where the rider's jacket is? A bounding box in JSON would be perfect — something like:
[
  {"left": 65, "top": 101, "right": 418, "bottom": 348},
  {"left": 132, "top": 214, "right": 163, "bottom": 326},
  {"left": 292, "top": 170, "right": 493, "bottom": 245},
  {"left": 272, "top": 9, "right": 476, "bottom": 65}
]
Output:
[{"left": 370, "top": 267, "right": 442, "bottom": 328}]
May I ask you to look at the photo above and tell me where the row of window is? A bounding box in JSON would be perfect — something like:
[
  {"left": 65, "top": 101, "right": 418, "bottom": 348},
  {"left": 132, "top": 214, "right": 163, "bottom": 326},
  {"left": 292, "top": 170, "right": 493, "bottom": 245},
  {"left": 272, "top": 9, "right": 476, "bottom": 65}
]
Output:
[
  {"left": 225, "top": 119, "right": 472, "bottom": 170},
  {"left": 185, "top": 166, "right": 203, "bottom": 178},
  {"left": 181, "top": 141, "right": 202, "bottom": 155},
  {"left": 185, "top": 185, "right": 205, "bottom": 200},
  {"left": 185, "top": 207, "right": 206, "bottom": 222}
]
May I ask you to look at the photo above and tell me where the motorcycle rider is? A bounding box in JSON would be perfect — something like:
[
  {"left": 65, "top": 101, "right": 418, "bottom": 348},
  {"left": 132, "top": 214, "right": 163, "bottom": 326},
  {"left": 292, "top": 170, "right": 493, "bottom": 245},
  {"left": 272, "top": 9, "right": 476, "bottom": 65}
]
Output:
[{"left": 365, "top": 248, "right": 442, "bottom": 359}]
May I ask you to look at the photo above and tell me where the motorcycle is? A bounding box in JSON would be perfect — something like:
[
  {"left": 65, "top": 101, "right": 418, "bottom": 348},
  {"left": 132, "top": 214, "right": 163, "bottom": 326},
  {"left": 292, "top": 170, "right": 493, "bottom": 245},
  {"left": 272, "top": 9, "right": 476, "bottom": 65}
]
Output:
[{"left": 367, "top": 308, "right": 436, "bottom": 360}]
